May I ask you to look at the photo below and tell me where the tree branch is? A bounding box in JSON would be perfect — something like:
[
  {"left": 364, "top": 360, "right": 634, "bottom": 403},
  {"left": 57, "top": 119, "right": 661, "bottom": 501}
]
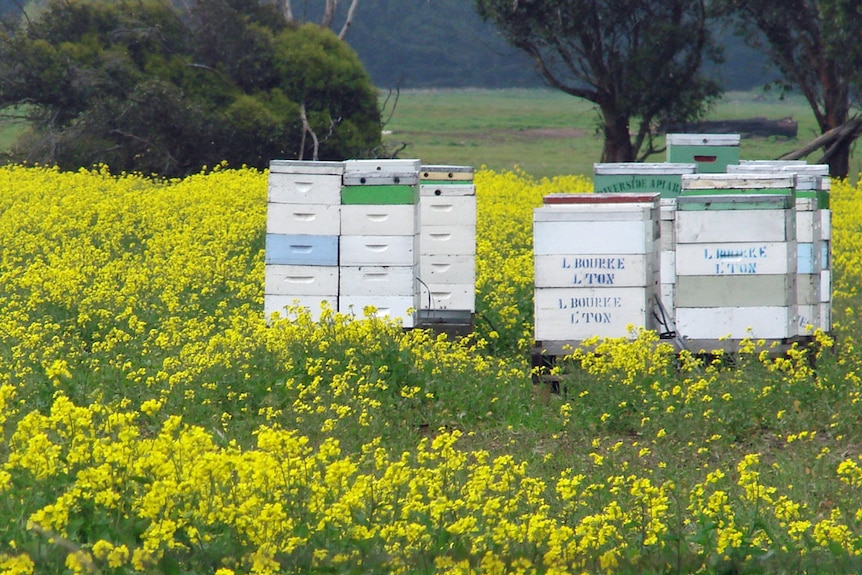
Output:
[
  {"left": 298, "top": 101, "right": 320, "bottom": 161},
  {"left": 777, "top": 117, "right": 862, "bottom": 161},
  {"left": 338, "top": 0, "right": 360, "bottom": 40}
]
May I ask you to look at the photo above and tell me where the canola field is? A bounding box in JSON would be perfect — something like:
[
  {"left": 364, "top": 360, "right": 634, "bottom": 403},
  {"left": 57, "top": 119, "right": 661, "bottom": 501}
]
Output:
[{"left": 1, "top": 164, "right": 862, "bottom": 574}]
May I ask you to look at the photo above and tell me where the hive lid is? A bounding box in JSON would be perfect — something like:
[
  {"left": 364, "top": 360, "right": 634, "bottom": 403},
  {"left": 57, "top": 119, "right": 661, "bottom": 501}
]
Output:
[
  {"left": 593, "top": 162, "right": 697, "bottom": 175},
  {"left": 269, "top": 160, "right": 344, "bottom": 175},
  {"left": 543, "top": 192, "right": 659, "bottom": 204},
  {"left": 666, "top": 133, "right": 741, "bottom": 146}
]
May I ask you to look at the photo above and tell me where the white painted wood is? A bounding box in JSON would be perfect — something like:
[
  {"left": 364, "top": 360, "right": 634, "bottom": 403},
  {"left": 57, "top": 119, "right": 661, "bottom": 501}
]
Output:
[
  {"left": 660, "top": 220, "right": 675, "bottom": 251},
  {"left": 533, "top": 220, "right": 654, "bottom": 255},
  {"left": 419, "top": 184, "right": 475, "bottom": 197},
  {"left": 675, "top": 306, "right": 795, "bottom": 340},
  {"left": 534, "top": 287, "right": 656, "bottom": 341},
  {"left": 681, "top": 173, "right": 795, "bottom": 190},
  {"left": 659, "top": 283, "right": 675, "bottom": 318},
  {"left": 264, "top": 294, "right": 337, "bottom": 322},
  {"left": 339, "top": 235, "right": 417, "bottom": 266},
  {"left": 676, "top": 242, "right": 793, "bottom": 276},
  {"left": 593, "top": 162, "right": 697, "bottom": 175},
  {"left": 821, "top": 209, "right": 832, "bottom": 241},
  {"left": 797, "top": 304, "right": 820, "bottom": 335},
  {"left": 420, "top": 195, "right": 477, "bottom": 227},
  {"left": 534, "top": 253, "right": 653, "bottom": 288},
  {"left": 534, "top": 204, "right": 656, "bottom": 222},
  {"left": 661, "top": 251, "right": 675, "bottom": 285},
  {"left": 343, "top": 159, "right": 421, "bottom": 173},
  {"left": 267, "top": 203, "right": 340, "bottom": 235},
  {"left": 340, "top": 204, "right": 417, "bottom": 236},
  {"left": 667, "top": 134, "right": 740, "bottom": 146},
  {"left": 419, "top": 255, "right": 476, "bottom": 285},
  {"left": 339, "top": 295, "right": 419, "bottom": 328},
  {"left": 660, "top": 198, "right": 677, "bottom": 219},
  {"left": 794, "top": 208, "right": 820, "bottom": 243},
  {"left": 268, "top": 173, "right": 342, "bottom": 204},
  {"left": 265, "top": 265, "right": 338, "bottom": 296},
  {"left": 420, "top": 226, "right": 476, "bottom": 256},
  {"left": 419, "top": 165, "right": 474, "bottom": 181},
  {"left": 821, "top": 270, "right": 831, "bottom": 302},
  {"left": 339, "top": 265, "right": 416, "bottom": 297},
  {"left": 676, "top": 209, "right": 792, "bottom": 243},
  {"left": 737, "top": 160, "right": 808, "bottom": 168},
  {"left": 821, "top": 303, "right": 832, "bottom": 331},
  {"left": 342, "top": 173, "right": 419, "bottom": 186},
  {"left": 269, "top": 160, "right": 343, "bottom": 175},
  {"left": 796, "top": 274, "right": 820, "bottom": 305},
  {"left": 417, "top": 283, "right": 475, "bottom": 311}
]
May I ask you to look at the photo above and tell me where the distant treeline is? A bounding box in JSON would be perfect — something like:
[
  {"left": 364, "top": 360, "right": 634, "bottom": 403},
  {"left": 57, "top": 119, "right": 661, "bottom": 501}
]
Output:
[{"left": 0, "top": 0, "right": 775, "bottom": 91}]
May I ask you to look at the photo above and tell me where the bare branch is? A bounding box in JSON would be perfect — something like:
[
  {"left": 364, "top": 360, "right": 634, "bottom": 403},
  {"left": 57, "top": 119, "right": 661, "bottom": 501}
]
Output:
[
  {"left": 338, "top": 0, "right": 360, "bottom": 39},
  {"left": 321, "top": 0, "right": 337, "bottom": 29},
  {"left": 298, "top": 101, "right": 320, "bottom": 161},
  {"left": 277, "top": 0, "right": 293, "bottom": 23},
  {"left": 778, "top": 117, "right": 862, "bottom": 163}
]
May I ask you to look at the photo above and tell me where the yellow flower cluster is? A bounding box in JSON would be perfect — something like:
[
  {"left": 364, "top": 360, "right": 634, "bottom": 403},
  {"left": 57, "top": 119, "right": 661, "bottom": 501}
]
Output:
[{"left": 1, "top": 165, "right": 862, "bottom": 574}]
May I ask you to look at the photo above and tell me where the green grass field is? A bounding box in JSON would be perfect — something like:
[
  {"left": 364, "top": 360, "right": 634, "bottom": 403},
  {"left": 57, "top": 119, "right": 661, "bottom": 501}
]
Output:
[{"left": 382, "top": 88, "right": 861, "bottom": 181}]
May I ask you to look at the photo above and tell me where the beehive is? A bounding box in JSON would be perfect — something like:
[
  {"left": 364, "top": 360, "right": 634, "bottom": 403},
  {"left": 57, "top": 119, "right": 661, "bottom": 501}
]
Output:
[
  {"left": 265, "top": 160, "right": 343, "bottom": 321},
  {"left": 418, "top": 165, "right": 476, "bottom": 320},
  {"left": 724, "top": 163, "right": 832, "bottom": 333},
  {"left": 667, "top": 133, "right": 741, "bottom": 173},
  {"left": 340, "top": 159, "right": 421, "bottom": 327},
  {"left": 533, "top": 193, "right": 660, "bottom": 345},
  {"left": 592, "top": 162, "right": 699, "bottom": 332},
  {"left": 674, "top": 192, "right": 797, "bottom": 342}
]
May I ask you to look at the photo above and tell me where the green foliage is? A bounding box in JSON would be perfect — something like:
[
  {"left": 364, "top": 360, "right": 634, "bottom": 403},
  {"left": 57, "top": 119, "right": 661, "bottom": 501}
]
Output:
[
  {"left": 0, "top": 0, "right": 381, "bottom": 176},
  {"left": 473, "top": 0, "right": 723, "bottom": 162}
]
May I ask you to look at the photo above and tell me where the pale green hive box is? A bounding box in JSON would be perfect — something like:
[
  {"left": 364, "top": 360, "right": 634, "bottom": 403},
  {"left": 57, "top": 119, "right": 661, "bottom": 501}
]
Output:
[
  {"left": 666, "top": 133, "right": 741, "bottom": 173},
  {"left": 593, "top": 162, "right": 697, "bottom": 198}
]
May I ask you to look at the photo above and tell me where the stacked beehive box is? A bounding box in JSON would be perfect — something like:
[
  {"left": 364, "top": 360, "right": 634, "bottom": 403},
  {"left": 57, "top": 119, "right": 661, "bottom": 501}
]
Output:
[
  {"left": 727, "top": 162, "right": 832, "bottom": 333},
  {"left": 265, "top": 160, "right": 343, "bottom": 321},
  {"left": 417, "top": 165, "right": 477, "bottom": 324},
  {"left": 667, "top": 133, "right": 741, "bottom": 173},
  {"left": 675, "top": 173, "right": 797, "bottom": 343},
  {"left": 340, "top": 159, "right": 421, "bottom": 327},
  {"left": 533, "top": 193, "right": 660, "bottom": 351},
  {"left": 593, "top": 163, "right": 697, "bottom": 329}
]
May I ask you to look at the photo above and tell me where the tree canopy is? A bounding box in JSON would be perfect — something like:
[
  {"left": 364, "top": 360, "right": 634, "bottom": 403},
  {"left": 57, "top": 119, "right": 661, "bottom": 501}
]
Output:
[
  {"left": 474, "top": 0, "right": 723, "bottom": 163},
  {"left": 712, "top": 0, "right": 862, "bottom": 178},
  {"left": 0, "top": 0, "right": 381, "bottom": 177}
]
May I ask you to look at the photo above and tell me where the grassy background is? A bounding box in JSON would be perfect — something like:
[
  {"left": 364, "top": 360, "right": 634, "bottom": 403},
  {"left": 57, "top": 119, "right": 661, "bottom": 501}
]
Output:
[
  {"left": 3, "top": 88, "right": 859, "bottom": 180},
  {"left": 383, "top": 88, "right": 861, "bottom": 181}
]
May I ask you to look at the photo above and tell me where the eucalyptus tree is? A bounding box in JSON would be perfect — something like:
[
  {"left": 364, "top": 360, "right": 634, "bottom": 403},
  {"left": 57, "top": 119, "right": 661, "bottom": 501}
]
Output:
[
  {"left": 0, "top": 0, "right": 381, "bottom": 176},
  {"left": 712, "top": 0, "right": 862, "bottom": 178},
  {"left": 474, "top": 0, "right": 723, "bottom": 162}
]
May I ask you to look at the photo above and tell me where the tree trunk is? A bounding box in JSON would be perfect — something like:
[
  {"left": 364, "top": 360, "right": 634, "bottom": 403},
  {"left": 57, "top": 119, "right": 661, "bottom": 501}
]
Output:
[
  {"left": 278, "top": 0, "right": 293, "bottom": 22},
  {"left": 817, "top": 65, "right": 850, "bottom": 178},
  {"left": 338, "top": 0, "right": 360, "bottom": 39},
  {"left": 600, "top": 107, "right": 635, "bottom": 163},
  {"left": 321, "top": 0, "right": 337, "bottom": 29}
]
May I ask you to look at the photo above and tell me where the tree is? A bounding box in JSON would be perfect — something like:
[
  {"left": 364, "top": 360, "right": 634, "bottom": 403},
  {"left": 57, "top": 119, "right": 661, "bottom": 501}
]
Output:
[
  {"left": 276, "top": 0, "right": 360, "bottom": 39},
  {"left": 0, "top": 0, "right": 381, "bottom": 177},
  {"left": 711, "top": 0, "right": 862, "bottom": 178},
  {"left": 473, "top": 0, "right": 723, "bottom": 162}
]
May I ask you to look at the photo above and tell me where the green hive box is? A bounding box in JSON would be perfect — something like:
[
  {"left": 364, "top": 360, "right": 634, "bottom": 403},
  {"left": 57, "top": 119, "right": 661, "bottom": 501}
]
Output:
[
  {"left": 667, "top": 133, "right": 740, "bottom": 173},
  {"left": 340, "top": 184, "right": 419, "bottom": 205},
  {"left": 593, "top": 162, "right": 697, "bottom": 198}
]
